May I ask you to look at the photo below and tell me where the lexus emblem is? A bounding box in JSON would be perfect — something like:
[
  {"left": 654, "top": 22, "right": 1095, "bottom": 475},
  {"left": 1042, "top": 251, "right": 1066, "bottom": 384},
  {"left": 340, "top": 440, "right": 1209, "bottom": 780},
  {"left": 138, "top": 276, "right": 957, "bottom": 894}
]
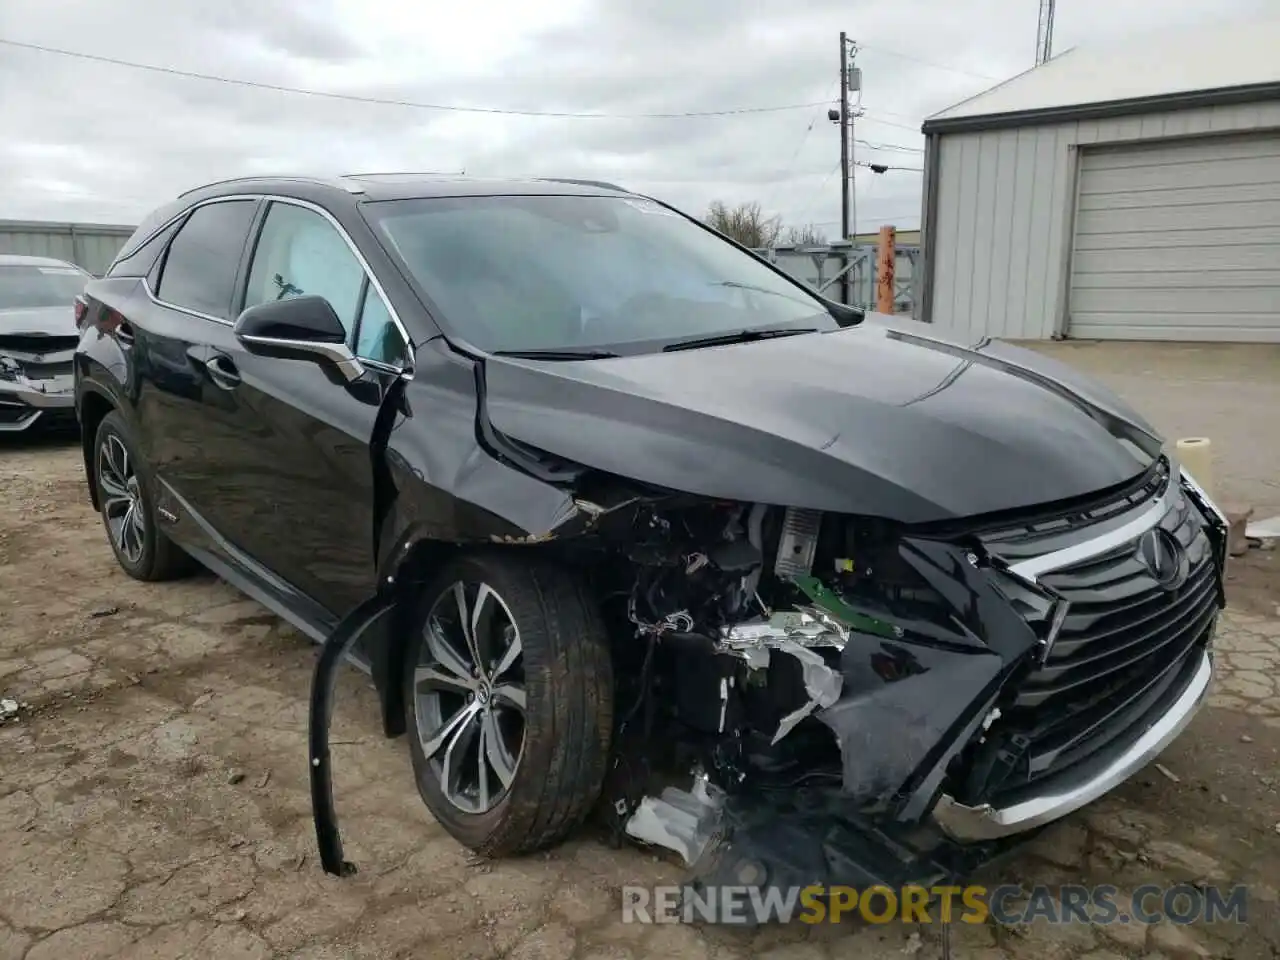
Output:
[{"left": 1136, "top": 528, "right": 1188, "bottom": 591}]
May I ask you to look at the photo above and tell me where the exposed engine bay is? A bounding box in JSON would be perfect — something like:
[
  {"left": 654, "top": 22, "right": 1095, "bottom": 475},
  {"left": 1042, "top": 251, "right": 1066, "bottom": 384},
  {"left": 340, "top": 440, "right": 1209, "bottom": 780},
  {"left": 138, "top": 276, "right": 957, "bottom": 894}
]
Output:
[
  {"left": 601, "top": 499, "right": 904, "bottom": 794},
  {"left": 581, "top": 494, "right": 991, "bottom": 884}
]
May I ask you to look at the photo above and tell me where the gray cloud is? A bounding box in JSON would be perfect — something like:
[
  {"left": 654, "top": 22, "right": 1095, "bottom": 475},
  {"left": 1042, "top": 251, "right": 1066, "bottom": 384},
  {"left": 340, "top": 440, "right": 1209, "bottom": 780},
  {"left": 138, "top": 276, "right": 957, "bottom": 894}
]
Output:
[{"left": 0, "top": 0, "right": 1266, "bottom": 235}]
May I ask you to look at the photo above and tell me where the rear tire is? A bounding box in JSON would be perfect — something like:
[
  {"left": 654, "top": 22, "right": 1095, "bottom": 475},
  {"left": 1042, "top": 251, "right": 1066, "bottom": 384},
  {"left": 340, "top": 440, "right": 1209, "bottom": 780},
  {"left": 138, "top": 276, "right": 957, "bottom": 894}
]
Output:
[
  {"left": 93, "top": 411, "right": 196, "bottom": 582},
  {"left": 403, "top": 551, "right": 613, "bottom": 855}
]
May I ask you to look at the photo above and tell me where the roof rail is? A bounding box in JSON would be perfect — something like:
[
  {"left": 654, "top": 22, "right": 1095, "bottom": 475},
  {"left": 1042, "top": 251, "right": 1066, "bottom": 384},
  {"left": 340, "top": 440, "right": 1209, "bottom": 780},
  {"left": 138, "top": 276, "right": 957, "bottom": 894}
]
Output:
[
  {"left": 536, "top": 178, "right": 629, "bottom": 193},
  {"left": 177, "top": 175, "right": 364, "bottom": 198}
]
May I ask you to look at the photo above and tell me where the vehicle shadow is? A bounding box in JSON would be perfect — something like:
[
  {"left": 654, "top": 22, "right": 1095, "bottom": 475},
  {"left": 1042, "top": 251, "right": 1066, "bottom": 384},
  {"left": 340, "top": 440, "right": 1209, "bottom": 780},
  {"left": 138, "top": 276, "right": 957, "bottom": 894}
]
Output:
[{"left": 0, "top": 424, "right": 81, "bottom": 452}]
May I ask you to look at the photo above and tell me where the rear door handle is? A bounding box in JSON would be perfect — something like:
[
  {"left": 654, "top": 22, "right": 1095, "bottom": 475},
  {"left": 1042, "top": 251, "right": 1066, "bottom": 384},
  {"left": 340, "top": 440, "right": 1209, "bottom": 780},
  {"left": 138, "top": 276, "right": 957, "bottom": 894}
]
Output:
[{"left": 205, "top": 353, "right": 241, "bottom": 390}]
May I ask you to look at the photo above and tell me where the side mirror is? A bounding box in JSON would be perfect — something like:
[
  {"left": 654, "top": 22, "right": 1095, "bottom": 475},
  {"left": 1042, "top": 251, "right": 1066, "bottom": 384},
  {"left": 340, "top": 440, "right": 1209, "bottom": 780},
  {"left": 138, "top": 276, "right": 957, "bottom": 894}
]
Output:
[
  {"left": 233, "top": 295, "right": 364, "bottom": 382},
  {"left": 824, "top": 299, "right": 865, "bottom": 328}
]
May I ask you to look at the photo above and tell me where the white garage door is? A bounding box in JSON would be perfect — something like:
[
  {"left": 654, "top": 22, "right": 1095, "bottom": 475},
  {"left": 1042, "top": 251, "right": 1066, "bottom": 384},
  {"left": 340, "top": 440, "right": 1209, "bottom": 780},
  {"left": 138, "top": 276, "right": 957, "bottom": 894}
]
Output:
[{"left": 1068, "top": 132, "right": 1280, "bottom": 342}]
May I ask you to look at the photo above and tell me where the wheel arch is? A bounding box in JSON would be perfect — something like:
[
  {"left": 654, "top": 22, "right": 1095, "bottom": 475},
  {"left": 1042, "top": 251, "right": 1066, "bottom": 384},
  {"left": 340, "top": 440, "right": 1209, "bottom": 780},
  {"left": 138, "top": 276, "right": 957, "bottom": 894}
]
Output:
[
  {"left": 373, "top": 536, "right": 463, "bottom": 739},
  {"left": 78, "top": 386, "right": 117, "bottom": 511}
]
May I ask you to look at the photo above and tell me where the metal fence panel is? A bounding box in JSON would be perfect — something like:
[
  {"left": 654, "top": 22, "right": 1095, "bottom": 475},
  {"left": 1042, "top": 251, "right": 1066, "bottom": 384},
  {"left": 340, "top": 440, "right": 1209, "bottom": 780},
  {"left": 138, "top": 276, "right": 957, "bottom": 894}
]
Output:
[
  {"left": 0, "top": 219, "right": 135, "bottom": 276},
  {"left": 755, "top": 242, "right": 920, "bottom": 313}
]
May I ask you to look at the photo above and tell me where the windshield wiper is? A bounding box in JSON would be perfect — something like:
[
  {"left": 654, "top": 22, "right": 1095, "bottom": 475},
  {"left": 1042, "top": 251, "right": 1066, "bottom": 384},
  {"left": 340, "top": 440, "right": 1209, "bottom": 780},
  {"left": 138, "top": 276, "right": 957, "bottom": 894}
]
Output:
[
  {"left": 661, "top": 326, "right": 819, "bottom": 353},
  {"left": 493, "top": 348, "right": 620, "bottom": 360}
]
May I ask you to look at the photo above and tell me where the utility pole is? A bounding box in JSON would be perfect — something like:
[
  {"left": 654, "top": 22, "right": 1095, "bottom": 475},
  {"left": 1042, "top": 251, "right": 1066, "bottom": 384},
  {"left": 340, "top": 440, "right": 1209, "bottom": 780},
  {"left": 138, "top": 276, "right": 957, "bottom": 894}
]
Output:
[
  {"left": 839, "top": 31, "right": 851, "bottom": 243},
  {"left": 848, "top": 44, "right": 862, "bottom": 244},
  {"left": 831, "top": 34, "right": 862, "bottom": 304}
]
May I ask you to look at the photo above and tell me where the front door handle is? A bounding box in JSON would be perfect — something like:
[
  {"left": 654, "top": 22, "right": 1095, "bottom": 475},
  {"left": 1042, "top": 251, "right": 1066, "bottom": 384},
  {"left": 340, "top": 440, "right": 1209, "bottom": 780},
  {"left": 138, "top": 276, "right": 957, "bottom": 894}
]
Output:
[{"left": 205, "top": 353, "right": 242, "bottom": 390}]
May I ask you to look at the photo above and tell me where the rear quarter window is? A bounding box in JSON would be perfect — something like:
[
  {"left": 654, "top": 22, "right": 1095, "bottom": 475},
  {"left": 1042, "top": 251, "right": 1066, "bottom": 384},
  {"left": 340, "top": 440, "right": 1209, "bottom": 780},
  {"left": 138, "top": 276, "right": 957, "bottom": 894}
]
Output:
[
  {"left": 155, "top": 200, "right": 259, "bottom": 319},
  {"left": 107, "top": 218, "right": 183, "bottom": 279}
]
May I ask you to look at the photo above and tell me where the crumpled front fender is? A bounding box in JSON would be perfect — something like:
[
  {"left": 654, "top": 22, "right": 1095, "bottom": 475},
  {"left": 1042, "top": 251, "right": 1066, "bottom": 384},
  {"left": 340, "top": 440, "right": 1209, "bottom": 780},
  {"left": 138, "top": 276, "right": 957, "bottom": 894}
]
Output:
[
  {"left": 817, "top": 643, "right": 1003, "bottom": 813},
  {"left": 815, "top": 538, "right": 1041, "bottom": 823}
]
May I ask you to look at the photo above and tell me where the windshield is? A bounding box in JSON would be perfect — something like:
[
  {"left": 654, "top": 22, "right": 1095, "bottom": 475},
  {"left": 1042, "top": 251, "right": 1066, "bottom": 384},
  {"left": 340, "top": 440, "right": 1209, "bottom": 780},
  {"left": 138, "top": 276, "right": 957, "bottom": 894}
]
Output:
[
  {"left": 0, "top": 264, "right": 88, "bottom": 311},
  {"left": 365, "top": 195, "right": 836, "bottom": 354}
]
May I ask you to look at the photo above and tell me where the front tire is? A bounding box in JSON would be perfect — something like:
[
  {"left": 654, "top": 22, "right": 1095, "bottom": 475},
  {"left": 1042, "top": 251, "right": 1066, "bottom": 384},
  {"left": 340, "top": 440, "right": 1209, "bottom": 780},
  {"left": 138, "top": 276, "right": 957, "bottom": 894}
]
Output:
[
  {"left": 403, "top": 552, "right": 614, "bottom": 856},
  {"left": 93, "top": 411, "right": 194, "bottom": 582}
]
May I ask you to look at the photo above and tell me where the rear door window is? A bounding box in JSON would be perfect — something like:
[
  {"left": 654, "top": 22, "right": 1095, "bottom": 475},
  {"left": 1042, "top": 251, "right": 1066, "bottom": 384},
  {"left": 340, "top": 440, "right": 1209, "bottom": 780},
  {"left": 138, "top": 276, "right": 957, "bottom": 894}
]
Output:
[{"left": 156, "top": 200, "right": 259, "bottom": 319}]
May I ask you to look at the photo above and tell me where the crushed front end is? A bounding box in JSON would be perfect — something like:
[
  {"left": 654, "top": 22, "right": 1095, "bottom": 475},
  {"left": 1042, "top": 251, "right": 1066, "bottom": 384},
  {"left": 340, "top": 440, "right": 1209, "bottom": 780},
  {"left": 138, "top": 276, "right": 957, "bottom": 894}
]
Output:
[
  {"left": 0, "top": 333, "right": 77, "bottom": 433},
  {"left": 599, "top": 456, "right": 1226, "bottom": 901}
]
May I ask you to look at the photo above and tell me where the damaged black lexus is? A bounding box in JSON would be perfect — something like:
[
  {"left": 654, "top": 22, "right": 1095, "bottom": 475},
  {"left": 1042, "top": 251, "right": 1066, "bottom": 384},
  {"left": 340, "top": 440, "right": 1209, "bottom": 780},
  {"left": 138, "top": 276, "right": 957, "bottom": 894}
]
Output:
[{"left": 74, "top": 174, "right": 1227, "bottom": 900}]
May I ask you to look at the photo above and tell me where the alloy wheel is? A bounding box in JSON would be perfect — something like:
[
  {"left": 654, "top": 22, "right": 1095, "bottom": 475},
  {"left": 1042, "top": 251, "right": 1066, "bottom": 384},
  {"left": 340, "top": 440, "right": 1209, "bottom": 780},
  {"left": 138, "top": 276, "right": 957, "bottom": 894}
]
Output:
[
  {"left": 414, "top": 581, "right": 527, "bottom": 814},
  {"left": 99, "top": 434, "right": 145, "bottom": 565}
]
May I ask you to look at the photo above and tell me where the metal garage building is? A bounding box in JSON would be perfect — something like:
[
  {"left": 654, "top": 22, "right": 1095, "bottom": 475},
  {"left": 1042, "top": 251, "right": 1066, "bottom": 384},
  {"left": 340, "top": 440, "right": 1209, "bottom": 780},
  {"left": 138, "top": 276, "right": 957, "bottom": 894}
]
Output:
[{"left": 916, "top": 19, "right": 1280, "bottom": 343}]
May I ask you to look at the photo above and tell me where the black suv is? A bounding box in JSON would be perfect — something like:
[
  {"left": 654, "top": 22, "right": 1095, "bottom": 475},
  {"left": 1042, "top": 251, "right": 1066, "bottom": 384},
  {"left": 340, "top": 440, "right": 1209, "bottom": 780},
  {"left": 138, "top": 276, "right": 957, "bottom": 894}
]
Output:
[{"left": 75, "top": 174, "right": 1227, "bottom": 891}]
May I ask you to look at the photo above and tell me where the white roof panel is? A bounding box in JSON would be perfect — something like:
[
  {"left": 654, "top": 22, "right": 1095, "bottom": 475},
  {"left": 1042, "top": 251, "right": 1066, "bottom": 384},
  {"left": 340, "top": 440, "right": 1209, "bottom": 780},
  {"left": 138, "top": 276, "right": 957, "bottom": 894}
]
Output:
[{"left": 929, "top": 17, "right": 1280, "bottom": 124}]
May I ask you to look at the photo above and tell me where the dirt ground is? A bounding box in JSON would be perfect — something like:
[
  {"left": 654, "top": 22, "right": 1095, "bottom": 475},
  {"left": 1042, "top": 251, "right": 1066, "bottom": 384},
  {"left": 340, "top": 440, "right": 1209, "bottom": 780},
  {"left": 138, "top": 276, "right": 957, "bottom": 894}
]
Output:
[{"left": 3, "top": 348, "right": 1280, "bottom": 958}]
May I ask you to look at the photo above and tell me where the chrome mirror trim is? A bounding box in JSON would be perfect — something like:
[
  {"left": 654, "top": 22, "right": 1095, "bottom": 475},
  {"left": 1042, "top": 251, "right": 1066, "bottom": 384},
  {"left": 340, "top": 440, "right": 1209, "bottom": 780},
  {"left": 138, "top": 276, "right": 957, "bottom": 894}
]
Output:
[{"left": 237, "top": 334, "right": 366, "bottom": 383}]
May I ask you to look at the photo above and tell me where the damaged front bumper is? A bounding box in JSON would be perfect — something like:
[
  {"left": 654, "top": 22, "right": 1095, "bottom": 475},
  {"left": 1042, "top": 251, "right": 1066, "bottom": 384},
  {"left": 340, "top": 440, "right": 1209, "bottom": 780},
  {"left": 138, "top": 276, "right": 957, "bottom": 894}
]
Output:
[
  {"left": 0, "top": 370, "right": 75, "bottom": 431},
  {"left": 932, "top": 648, "right": 1213, "bottom": 841},
  {"left": 629, "top": 459, "right": 1225, "bottom": 891}
]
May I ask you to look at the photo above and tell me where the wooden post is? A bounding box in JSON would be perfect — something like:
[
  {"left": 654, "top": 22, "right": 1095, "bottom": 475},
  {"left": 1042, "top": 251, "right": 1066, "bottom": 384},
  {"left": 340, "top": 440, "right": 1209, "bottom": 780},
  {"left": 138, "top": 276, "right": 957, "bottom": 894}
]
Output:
[{"left": 875, "top": 225, "right": 896, "bottom": 314}]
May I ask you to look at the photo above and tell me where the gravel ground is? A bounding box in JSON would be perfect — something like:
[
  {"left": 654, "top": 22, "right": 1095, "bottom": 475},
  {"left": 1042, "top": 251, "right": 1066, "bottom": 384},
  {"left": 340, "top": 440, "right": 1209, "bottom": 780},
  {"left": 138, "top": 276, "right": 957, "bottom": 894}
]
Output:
[{"left": 2, "top": 420, "right": 1279, "bottom": 958}]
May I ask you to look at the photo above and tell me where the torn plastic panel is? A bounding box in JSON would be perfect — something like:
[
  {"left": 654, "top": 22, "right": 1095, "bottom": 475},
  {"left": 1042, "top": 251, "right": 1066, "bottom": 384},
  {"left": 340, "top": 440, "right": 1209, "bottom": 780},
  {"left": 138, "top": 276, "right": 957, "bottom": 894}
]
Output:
[
  {"left": 623, "top": 769, "right": 726, "bottom": 865},
  {"left": 680, "top": 790, "right": 1029, "bottom": 926},
  {"left": 741, "top": 640, "right": 845, "bottom": 746},
  {"left": 310, "top": 591, "right": 398, "bottom": 877},
  {"left": 708, "top": 528, "right": 1041, "bottom": 816}
]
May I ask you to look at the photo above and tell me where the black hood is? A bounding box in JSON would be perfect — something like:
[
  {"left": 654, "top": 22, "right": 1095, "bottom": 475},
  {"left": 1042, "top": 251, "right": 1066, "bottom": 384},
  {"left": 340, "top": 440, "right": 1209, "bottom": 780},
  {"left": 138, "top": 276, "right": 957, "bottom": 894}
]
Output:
[{"left": 481, "top": 315, "right": 1164, "bottom": 523}]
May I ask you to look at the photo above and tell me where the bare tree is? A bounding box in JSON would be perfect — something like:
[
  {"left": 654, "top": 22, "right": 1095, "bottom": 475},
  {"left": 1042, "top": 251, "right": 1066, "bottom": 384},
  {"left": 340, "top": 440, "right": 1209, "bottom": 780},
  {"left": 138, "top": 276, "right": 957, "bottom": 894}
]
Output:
[
  {"left": 704, "top": 200, "right": 782, "bottom": 249},
  {"left": 782, "top": 223, "right": 828, "bottom": 246}
]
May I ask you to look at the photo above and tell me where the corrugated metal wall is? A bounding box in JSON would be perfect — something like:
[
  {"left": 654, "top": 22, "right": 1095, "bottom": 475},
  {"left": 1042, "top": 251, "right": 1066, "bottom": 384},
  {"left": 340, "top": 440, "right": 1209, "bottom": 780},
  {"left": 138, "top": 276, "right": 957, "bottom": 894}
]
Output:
[
  {"left": 924, "top": 100, "right": 1280, "bottom": 340},
  {"left": 0, "top": 219, "right": 135, "bottom": 276}
]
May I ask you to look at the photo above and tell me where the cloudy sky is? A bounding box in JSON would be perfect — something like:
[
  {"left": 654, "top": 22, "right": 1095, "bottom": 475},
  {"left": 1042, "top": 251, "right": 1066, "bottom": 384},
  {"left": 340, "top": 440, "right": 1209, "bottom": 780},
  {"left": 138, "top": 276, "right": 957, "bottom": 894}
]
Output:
[{"left": 0, "top": 0, "right": 1268, "bottom": 234}]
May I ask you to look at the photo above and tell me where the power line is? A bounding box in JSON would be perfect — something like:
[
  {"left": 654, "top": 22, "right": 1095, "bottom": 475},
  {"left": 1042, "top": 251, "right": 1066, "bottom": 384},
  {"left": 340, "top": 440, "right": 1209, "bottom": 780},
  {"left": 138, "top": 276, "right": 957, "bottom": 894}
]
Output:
[
  {"left": 761, "top": 78, "right": 840, "bottom": 210},
  {"left": 857, "top": 105, "right": 923, "bottom": 121},
  {"left": 793, "top": 160, "right": 842, "bottom": 226},
  {"left": 0, "top": 38, "right": 831, "bottom": 119},
  {"left": 858, "top": 44, "right": 1001, "bottom": 81},
  {"left": 856, "top": 160, "right": 923, "bottom": 173},
  {"left": 860, "top": 112, "right": 926, "bottom": 133},
  {"left": 804, "top": 212, "right": 921, "bottom": 229},
  {"left": 855, "top": 138, "right": 923, "bottom": 155}
]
